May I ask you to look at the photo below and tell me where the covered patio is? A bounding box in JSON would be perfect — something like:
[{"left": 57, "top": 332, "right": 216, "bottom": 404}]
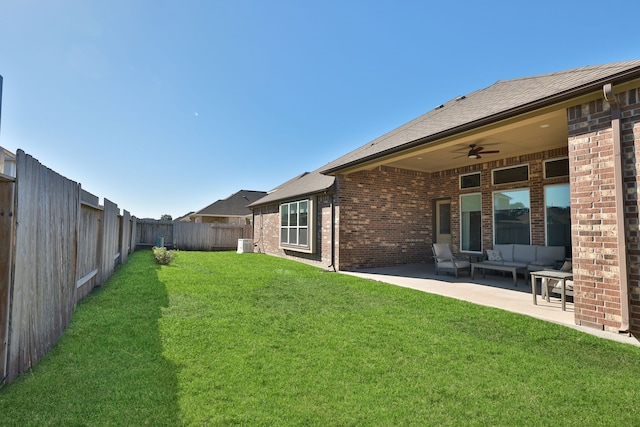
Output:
[{"left": 342, "top": 263, "right": 640, "bottom": 347}]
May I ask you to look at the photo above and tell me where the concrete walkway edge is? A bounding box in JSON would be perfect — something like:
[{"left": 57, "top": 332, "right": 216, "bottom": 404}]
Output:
[{"left": 341, "top": 266, "right": 640, "bottom": 348}]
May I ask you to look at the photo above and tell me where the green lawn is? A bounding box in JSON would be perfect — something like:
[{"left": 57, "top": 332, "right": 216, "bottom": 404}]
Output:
[{"left": 1, "top": 250, "right": 640, "bottom": 426}]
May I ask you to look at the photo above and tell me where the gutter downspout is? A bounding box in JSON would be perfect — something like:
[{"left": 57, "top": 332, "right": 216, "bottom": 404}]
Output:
[
  {"left": 603, "top": 83, "right": 631, "bottom": 333},
  {"left": 327, "top": 193, "right": 336, "bottom": 272}
]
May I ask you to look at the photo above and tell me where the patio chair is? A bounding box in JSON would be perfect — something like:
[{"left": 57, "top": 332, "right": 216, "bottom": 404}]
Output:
[
  {"left": 541, "top": 261, "right": 573, "bottom": 301},
  {"left": 432, "top": 243, "right": 471, "bottom": 278}
]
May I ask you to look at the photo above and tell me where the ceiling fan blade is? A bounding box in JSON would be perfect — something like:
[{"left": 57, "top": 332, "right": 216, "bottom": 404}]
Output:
[{"left": 452, "top": 142, "right": 499, "bottom": 159}]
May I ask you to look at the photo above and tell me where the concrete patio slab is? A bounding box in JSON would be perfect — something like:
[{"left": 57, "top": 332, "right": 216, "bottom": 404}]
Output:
[{"left": 341, "top": 263, "right": 640, "bottom": 347}]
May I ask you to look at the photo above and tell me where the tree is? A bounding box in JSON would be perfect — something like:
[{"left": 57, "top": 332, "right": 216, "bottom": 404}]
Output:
[{"left": 160, "top": 214, "right": 172, "bottom": 221}]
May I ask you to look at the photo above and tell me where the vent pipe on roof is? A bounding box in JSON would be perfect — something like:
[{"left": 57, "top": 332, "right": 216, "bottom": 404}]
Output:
[{"left": 603, "top": 83, "right": 631, "bottom": 334}]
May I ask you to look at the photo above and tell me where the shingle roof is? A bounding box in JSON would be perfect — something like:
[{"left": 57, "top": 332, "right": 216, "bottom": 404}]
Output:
[
  {"left": 195, "top": 190, "right": 267, "bottom": 216},
  {"left": 320, "top": 60, "right": 640, "bottom": 174},
  {"left": 249, "top": 170, "right": 335, "bottom": 207}
]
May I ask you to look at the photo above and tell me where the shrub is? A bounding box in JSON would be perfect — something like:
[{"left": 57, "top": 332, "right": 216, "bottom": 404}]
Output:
[{"left": 152, "top": 246, "right": 176, "bottom": 265}]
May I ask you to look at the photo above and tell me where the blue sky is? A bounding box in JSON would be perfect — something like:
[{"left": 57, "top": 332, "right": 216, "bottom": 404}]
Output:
[{"left": 0, "top": 1, "right": 638, "bottom": 219}]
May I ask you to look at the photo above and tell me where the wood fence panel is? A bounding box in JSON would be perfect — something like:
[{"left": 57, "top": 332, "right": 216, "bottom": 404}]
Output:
[
  {"left": 129, "top": 217, "right": 137, "bottom": 256},
  {"left": 0, "top": 180, "right": 15, "bottom": 381},
  {"left": 100, "top": 199, "right": 120, "bottom": 285},
  {"left": 174, "top": 222, "right": 212, "bottom": 250},
  {"left": 76, "top": 196, "right": 101, "bottom": 301},
  {"left": 135, "top": 220, "right": 174, "bottom": 248},
  {"left": 120, "top": 210, "right": 131, "bottom": 264},
  {"left": 210, "top": 224, "right": 246, "bottom": 250},
  {"left": 7, "top": 151, "right": 79, "bottom": 382}
]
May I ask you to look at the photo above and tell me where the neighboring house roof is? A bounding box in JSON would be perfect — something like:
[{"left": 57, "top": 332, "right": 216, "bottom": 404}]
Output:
[
  {"left": 175, "top": 212, "right": 195, "bottom": 222},
  {"left": 320, "top": 60, "right": 640, "bottom": 174},
  {"left": 249, "top": 170, "right": 335, "bottom": 207},
  {"left": 194, "top": 190, "right": 267, "bottom": 217}
]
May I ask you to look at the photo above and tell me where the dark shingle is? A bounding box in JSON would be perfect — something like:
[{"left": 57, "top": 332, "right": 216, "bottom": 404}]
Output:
[
  {"left": 249, "top": 171, "right": 335, "bottom": 207},
  {"left": 195, "top": 190, "right": 267, "bottom": 216}
]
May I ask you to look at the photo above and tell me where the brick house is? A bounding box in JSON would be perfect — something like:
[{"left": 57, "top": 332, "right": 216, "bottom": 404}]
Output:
[{"left": 250, "top": 60, "right": 640, "bottom": 335}]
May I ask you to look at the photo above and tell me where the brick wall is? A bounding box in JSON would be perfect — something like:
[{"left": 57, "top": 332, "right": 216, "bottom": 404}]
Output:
[
  {"left": 335, "top": 166, "right": 431, "bottom": 269},
  {"left": 335, "top": 152, "right": 568, "bottom": 270},
  {"left": 253, "top": 194, "right": 335, "bottom": 269},
  {"left": 568, "top": 87, "right": 640, "bottom": 333}
]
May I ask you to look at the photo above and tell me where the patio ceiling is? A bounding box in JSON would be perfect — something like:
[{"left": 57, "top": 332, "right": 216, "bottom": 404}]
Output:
[{"left": 356, "top": 107, "right": 568, "bottom": 173}]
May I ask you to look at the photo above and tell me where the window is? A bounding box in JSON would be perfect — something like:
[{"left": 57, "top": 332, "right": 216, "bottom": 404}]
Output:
[
  {"left": 544, "top": 157, "right": 569, "bottom": 179},
  {"left": 460, "top": 172, "right": 481, "bottom": 189},
  {"left": 461, "top": 193, "right": 482, "bottom": 252},
  {"left": 545, "top": 184, "right": 571, "bottom": 253},
  {"left": 280, "top": 199, "right": 313, "bottom": 252},
  {"left": 492, "top": 165, "right": 529, "bottom": 185},
  {"left": 439, "top": 203, "right": 451, "bottom": 234},
  {"left": 493, "top": 189, "right": 530, "bottom": 244}
]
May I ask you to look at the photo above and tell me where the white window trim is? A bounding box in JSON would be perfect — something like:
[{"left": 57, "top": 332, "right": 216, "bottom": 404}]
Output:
[{"left": 279, "top": 198, "right": 315, "bottom": 254}]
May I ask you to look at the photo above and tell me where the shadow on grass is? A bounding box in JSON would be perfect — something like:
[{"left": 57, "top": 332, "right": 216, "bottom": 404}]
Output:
[{"left": 0, "top": 250, "right": 181, "bottom": 426}]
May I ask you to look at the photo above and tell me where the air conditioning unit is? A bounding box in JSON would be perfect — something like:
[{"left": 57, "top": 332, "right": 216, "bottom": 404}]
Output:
[{"left": 237, "top": 239, "right": 253, "bottom": 254}]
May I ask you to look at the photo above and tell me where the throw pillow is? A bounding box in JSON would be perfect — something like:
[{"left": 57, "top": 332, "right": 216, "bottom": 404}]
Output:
[{"left": 486, "top": 249, "right": 502, "bottom": 261}]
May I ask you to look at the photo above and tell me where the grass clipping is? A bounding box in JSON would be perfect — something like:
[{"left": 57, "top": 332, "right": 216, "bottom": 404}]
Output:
[{"left": 152, "top": 246, "right": 176, "bottom": 265}]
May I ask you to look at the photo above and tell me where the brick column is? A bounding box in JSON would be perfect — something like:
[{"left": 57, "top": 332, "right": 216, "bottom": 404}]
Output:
[{"left": 567, "top": 88, "right": 640, "bottom": 333}]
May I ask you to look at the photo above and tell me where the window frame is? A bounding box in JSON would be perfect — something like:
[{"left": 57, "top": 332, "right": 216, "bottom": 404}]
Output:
[
  {"left": 279, "top": 198, "right": 315, "bottom": 253},
  {"left": 460, "top": 172, "right": 481, "bottom": 190}
]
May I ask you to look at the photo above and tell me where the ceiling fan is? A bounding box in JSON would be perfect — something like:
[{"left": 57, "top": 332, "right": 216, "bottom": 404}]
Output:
[{"left": 456, "top": 143, "right": 500, "bottom": 159}]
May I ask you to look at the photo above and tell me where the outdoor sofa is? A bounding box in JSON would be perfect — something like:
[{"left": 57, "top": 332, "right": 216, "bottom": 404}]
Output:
[{"left": 471, "top": 244, "right": 566, "bottom": 285}]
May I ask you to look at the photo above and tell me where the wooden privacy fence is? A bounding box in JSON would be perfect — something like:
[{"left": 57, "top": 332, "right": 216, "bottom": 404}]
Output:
[
  {"left": 0, "top": 150, "right": 136, "bottom": 384},
  {"left": 136, "top": 220, "right": 253, "bottom": 251}
]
